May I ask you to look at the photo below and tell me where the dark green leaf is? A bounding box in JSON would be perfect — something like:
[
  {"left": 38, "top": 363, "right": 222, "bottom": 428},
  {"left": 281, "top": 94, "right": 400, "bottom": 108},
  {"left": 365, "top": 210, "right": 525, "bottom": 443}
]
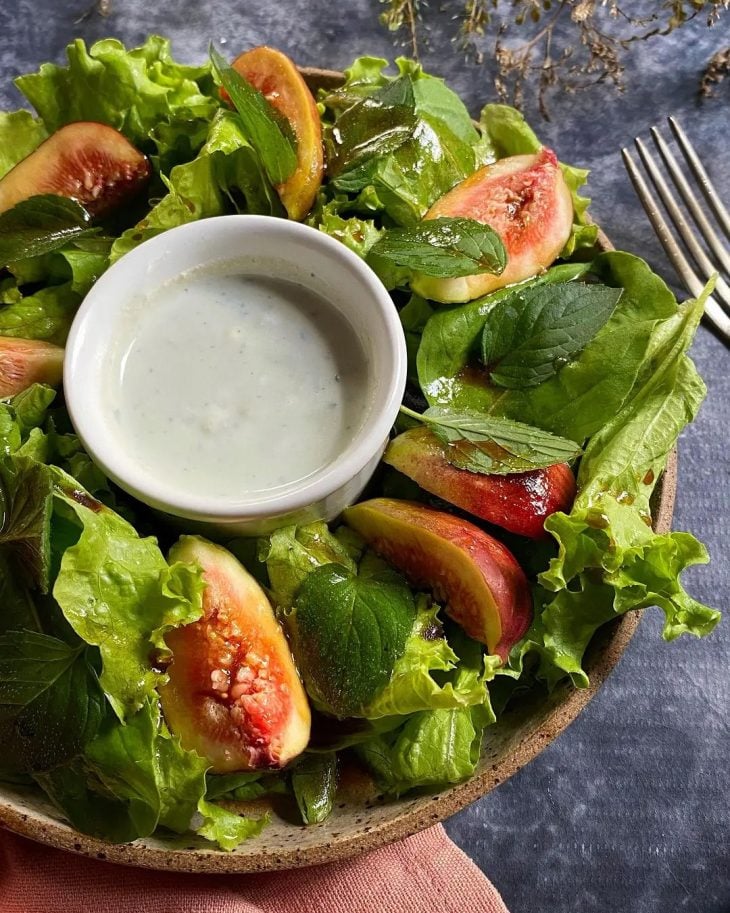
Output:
[
  {"left": 368, "top": 217, "right": 506, "bottom": 279},
  {"left": 292, "top": 564, "right": 416, "bottom": 717},
  {"left": 0, "top": 457, "right": 54, "bottom": 591},
  {"left": 0, "top": 195, "right": 96, "bottom": 267},
  {"left": 35, "top": 761, "right": 148, "bottom": 844},
  {"left": 0, "top": 551, "right": 41, "bottom": 635},
  {"left": 327, "top": 76, "right": 418, "bottom": 180},
  {"left": 291, "top": 753, "right": 338, "bottom": 825},
  {"left": 209, "top": 46, "right": 296, "bottom": 186},
  {"left": 0, "top": 632, "right": 104, "bottom": 773},
  {"left": 481, "top": 282, "right": 623, "bottom": 389},
  {"left": 401, "top": 406, "right": 582, "bottom": 474}
]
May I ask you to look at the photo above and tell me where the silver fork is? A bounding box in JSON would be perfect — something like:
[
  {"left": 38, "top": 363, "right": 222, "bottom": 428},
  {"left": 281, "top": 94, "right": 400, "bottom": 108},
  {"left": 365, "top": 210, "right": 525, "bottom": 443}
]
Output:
[{"left": 622, "top": 117, "right": 730, "bottom": 343}]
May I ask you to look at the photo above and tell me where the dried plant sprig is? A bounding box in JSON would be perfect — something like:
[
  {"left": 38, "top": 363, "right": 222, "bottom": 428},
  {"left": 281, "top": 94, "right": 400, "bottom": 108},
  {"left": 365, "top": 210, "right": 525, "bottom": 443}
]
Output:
[
  {"left": 701, "top": 45, "right": 730, "bottom": 96},
  {"left": 379, "top": 0, "right": 730, "bottom": 116}
]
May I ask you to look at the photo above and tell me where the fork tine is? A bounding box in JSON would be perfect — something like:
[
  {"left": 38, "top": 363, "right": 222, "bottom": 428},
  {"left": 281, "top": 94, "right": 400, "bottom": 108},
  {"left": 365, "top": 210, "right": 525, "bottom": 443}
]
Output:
[
  {"left": 668, "top": 116, "right": 730, "bottom": 239},
  {"left": 650, "top": 126, "right": 730, "bottom": 276},
  {"left": 633, "top": 137, "right": 730, "bottom": 311},
  {"left": 621, "top": 148, "right": 730, "bottom": 339}
]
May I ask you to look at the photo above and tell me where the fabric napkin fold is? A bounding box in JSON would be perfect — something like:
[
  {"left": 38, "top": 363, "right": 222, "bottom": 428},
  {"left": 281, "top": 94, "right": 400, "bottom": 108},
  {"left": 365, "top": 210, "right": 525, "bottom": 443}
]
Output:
[{"left": 0, "top": 824, "right": 509, "bottom": 913}]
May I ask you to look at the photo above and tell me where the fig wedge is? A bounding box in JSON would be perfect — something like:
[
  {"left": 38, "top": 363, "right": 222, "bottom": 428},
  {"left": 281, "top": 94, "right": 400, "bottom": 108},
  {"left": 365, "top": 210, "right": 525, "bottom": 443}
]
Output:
[
  {"left": 385, "top": 427, "right": 576, "bottom": 538},
  {"left": 0, "top": 122, "right": 150, "bottom": 217},
  {"left": 231, "top": 46, "right": 323, "bottom": 220},
  {"left": 0, "top": 337, "right": 64, "bottom": 397},
  {"left": 344, "top": 499, "right": 532, "bottom": 660},
  {"left": 160, "top": 536, "right": 310, "bottom": 772},
  {"left": 412, "top": 148, "right": 573, "bottom": 303}
]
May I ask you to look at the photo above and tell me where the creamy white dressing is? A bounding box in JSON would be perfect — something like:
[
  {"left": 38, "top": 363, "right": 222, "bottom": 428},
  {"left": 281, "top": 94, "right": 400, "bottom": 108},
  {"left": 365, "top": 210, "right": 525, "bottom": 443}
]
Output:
[{"left": 104, "top": 268, "right": 369, "bottom": 500}]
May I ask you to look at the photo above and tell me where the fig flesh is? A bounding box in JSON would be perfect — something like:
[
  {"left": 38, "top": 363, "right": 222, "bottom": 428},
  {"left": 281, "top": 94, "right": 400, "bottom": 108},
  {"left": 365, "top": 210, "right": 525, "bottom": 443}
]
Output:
[
  {"left": 0, "top": 122, "right": 150, "bottom": 217},
  {"left": 159, "top": 536, "right": 310, "bottom": 772},
  {"left": 344, "top": 499, "right": 532, "bottom": 660},
  {"left": 230, "top": 46, "right": 324, "bottom": 221},
  {"left": 412, "top": 148, "right": 573, "bottom": 303},
  {"left": 384, "top": 427, "right": 576, "bottom": 538},
  {"left": 0, "top": 337, "right": 64, "bottom": 397}
]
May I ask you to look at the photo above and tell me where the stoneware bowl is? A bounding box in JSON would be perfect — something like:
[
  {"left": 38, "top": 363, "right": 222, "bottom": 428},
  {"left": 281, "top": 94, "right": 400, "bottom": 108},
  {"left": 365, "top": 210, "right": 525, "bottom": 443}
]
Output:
[{"left": 0, "top": 67, "right": 678, "bottom": 872}]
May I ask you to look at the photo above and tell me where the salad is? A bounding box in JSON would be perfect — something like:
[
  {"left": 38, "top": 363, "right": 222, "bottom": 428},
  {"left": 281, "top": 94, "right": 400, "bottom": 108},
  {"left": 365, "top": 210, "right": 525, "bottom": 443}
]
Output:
[{"left": 0, "top": 37, "right": 721, "bottom": 852}]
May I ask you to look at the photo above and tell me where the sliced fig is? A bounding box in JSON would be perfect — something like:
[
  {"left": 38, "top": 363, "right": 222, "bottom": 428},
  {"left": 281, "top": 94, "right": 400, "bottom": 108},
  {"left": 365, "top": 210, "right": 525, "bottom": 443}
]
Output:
[
  {"left": 159, "top": 536, "right": 310, "bottom": 773},
  {"left": 0, "top": 122, "right": 150, "bottom": 217},
  {"left": 230, "top": 46, "right": 324, "bottom": 221},
  {"left": 344, "top": 499, "right": 532, "bottom": 660},
  {"left": 0, "top": 337, "right": 64, "bottom": 397},
  {"left": 384, "top": 427, "right": 576, "bottom": 538},
  {"left": 412, "top": 148, "right": 573, "bottom": 303}
]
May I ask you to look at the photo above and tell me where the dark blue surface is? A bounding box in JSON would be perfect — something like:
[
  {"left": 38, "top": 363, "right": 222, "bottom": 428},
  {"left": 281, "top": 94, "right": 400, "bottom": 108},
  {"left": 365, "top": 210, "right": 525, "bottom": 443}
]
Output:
[{"left": 1, "top": 3, "right": 728, "bottom": 910}]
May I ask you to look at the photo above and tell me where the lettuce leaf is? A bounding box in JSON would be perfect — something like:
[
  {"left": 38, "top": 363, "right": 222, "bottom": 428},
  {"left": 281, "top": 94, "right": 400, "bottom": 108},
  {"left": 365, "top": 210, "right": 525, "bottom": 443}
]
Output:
[
  {"left": 51, "top": 470, "right": 204, "bottom": 718},
  {"left": 0, "top": 281, "right": 81, "bottom": 344},
  {"left": 0, "top": 385, "right": 56, "bottom": 456},
  {"left": 479, "top": 103, "right": 598, "bottom": 256},
  {"left": 0, "top": 111, "right": 47, "bottom": 180},
  {"left": 357, "top": 631, "right": 495, "bottom": 793},
  {"left": 197, "top": 798, "right": 269, "bottom": 851},
  {"left": 38, "top": 699, "right": 267, "bottom": 849},
  {"left": 506, "top": 282, "right": 720, "bottom": 687},
  {"left": 15, "top": 36, "right": 218, "bottom": 160},
  {"left": 110, "top": 109, "right": 278, "bottom": 262},
  {"left": 260, "top": 521, "right": 357, "bottom": 608},
  {"left": 363, "top": 598, "right": 490, "bottom": 718}
]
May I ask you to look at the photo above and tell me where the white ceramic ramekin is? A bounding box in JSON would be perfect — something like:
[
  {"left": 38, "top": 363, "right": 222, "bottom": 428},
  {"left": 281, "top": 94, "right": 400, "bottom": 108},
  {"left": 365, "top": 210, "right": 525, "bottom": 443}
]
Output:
[{"left": 64, "top": 215, "right": 407, "bottom": 535}]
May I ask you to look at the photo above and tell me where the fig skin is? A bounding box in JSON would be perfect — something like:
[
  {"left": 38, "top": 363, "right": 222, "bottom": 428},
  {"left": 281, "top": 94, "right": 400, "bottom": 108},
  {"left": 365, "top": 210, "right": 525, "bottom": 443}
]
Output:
[
  {"left": 230, "top": 46, "right": 324, "bottom": 221},
  {"left": 0, "top": 122, "right": 150, "bottom": 217},
  {"left": 344, "top": 498, "right": 532, "bottom": 660},
  {"left": 159, "top": 536, "right": 311, "bottom": 773},
  {"left": 0, "top": 337, "right": 64, "bottom": 397},
  {"left": 412, "top": 148, "right": 574, "bottom": 303},
  {"left": 384, "top": 427, "right": 576, "bottom": 538}
]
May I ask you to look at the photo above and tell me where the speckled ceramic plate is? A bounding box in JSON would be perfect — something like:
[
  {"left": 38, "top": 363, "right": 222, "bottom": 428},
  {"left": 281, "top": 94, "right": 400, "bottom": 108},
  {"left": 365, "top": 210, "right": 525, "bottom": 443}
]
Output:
[{"left": 0, "top": 68, "right": 679, "bottom": 873}]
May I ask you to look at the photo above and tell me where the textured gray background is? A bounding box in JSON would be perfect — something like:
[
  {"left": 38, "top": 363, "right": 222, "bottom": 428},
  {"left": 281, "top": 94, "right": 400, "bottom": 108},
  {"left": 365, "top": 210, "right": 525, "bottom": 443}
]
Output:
[{"left": 0, "top": 2, "right": 728, "bottom": 911}]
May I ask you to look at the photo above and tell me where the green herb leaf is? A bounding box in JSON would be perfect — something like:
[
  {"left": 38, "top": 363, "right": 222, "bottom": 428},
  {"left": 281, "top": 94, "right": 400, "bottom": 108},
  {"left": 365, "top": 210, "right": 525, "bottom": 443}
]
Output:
[
  {"left": 290, "top": 753, "right": 338, "bottom": 825},
  {"left": 400, "top": 406, "right": 582, "bottom": 474},
  {"left": 327, "top": 75, "right": 418, "bottom": 181},
  {"left": 0, "top": 631, "right": 104, "bottom": 773},
  {"left": 209, "top": 46, "right": 296, "bottom": 186},
  {"left": 0, "top": 456, "right": 54, "bottom": 592},
  {"left": 0, "top": 195, "right": 96, "bottom": 268},
  {"left": 481, "top": 282, "right": 623, "bottom": 389},
  {"left": 292, "top": 563, "right": 416, "bottom": 717},
  {"left": 368, "top": 217, "right": 506, "bottom": 279}
]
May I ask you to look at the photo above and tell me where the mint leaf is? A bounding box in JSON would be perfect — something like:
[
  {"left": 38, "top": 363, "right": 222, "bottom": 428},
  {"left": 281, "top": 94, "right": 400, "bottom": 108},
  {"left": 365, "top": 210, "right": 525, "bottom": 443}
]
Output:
[
  {"left": 401, "top": 406, "right": 582, "bottom": 475},
  {"left": 209, "top": 46, "right": 296, "bottom": 186},
  {"left": 292, "top": 564, "right": 416, "bottom": 717},
  {"left": 0, "top": 195, "right": 96, "bottom": 267},
  {"left": 327, "top": 75, "right": 418, "bottom": 182},
  {"left": 290, "top": 753, "right": 338, "bottom": 825},
  {"left": 0, "top": 631, "right": 104, "bottom": 773},
  {"left": 368, "top": 217, "right": 506, "bottom": 279},
  {"left": 481, "top": 282, "right": 623, "bottom": 389}
]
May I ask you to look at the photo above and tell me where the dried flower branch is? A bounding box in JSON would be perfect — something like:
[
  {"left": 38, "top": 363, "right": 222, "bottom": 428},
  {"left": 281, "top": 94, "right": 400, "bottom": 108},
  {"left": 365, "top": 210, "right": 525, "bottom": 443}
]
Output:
[
  {"left": 378, "top": 0, "right": 730, "bottom": 116},
  {"left": 701, "top": 45, "right": 730, "bottom": 95}
]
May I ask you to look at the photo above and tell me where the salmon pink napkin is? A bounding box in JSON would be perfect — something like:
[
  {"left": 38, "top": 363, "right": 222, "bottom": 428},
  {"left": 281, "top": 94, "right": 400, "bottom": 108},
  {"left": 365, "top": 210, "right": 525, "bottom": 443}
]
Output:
[{"left": 0, "top": 824, "right": 509, "bottom": 913}]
